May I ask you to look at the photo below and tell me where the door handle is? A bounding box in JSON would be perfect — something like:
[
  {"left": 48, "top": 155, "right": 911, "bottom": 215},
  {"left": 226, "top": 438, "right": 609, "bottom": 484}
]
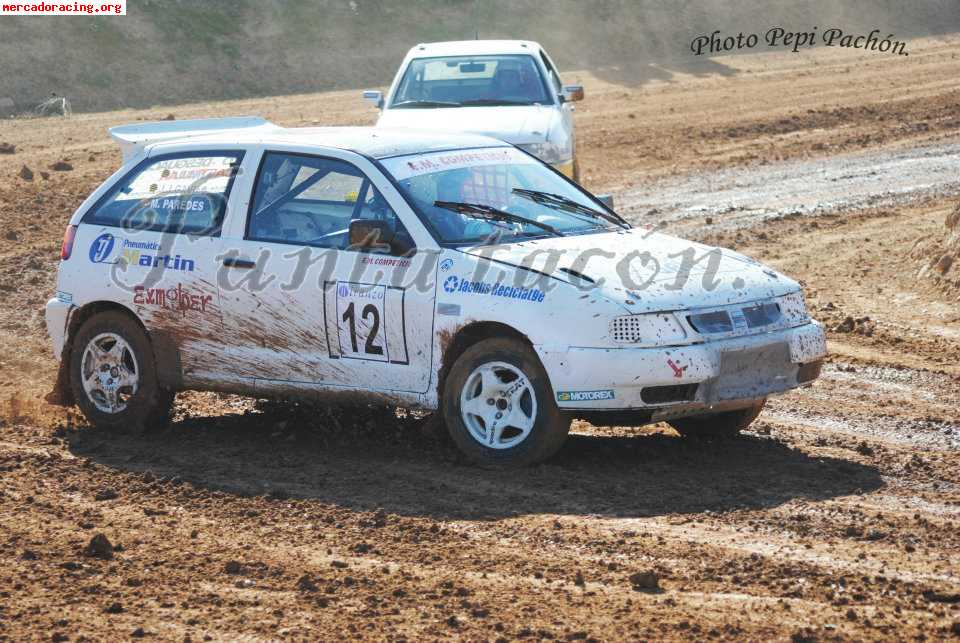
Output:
[{"left": 222, "top": 257, "right": 256, "bottom": 269}]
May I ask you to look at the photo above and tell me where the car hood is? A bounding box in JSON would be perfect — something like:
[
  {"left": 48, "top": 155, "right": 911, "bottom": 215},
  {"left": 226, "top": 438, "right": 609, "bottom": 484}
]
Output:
[
  {"left": 376, "top": 105, "right": 555, "bottom": 145},
  {"left": 461, "top": 228, "right": 800, "bottom": 313}
]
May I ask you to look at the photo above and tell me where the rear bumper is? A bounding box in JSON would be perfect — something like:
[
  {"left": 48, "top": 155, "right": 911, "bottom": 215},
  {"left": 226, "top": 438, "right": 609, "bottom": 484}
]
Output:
[
  {"left": 537, "top": 320, "right": 827, "bottom": 413},
  {"left": 45, "top": 297, "right": 73, "bottom": 361}
]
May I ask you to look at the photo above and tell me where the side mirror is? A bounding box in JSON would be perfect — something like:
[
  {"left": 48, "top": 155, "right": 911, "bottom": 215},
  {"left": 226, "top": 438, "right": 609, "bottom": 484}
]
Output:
[
  {"left": 362, "top": 90, "right": 384, "bottom": 109},
  {"left": 561, "top": 85, "right": 584, "bottom": 103},
  {"left": 349, "top": 219, "right": 394, "bottom": 252},
  {"left": 596, "top": 194, "right": 614, "bottom": 210}
]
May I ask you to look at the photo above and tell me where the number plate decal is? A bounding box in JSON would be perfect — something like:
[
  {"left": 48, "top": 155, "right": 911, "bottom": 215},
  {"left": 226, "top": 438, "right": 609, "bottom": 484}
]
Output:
[{"left": 324, "top": 281, "right": 409, "bottom": 364}]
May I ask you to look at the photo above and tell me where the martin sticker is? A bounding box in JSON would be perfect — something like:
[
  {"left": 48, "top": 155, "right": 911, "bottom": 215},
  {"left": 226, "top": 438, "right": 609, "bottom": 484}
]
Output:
[
  {"left": 557, "top": 390, "right": 615, "bottom": 402},
  {"left": 87, "top": 233, "right": 196, "bottom": 272}
]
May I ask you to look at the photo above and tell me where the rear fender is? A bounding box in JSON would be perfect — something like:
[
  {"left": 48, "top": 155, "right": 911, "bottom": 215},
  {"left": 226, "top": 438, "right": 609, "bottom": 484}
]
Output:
[{"left": 45, "top": 300, "right": 183, "bottom": 407}]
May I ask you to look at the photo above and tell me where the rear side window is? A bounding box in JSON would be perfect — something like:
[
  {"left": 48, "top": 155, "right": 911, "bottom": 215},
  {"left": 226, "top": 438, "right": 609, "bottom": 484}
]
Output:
[{"left": 83, "top": 152, "right": 243, "bottom": 236}]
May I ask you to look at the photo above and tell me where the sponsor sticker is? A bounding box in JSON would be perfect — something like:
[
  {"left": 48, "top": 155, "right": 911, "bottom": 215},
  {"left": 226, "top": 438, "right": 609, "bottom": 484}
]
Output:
[
  {"left": 557, "top": 390, "right": 616, "bottom": 402},
  {"left": 359, "top": 256, "right": 411, "bottom": 268},
  {"left": 89, "top": 232, "right": 116, "bottom": 263},
  {"left": 133, "top": 283, "right": 213, "bottom": 316},
  {"left": 442, "top": 275, "right": 545, "bottom": 303},
  {"left": 118, "top": 156, "right": 236, "bottom": 201},
  {"left": 380, "top": 147, "right": 536, "bottom": 181},
  {"left": 87, "top": 233, "right": 195, "bottom": 272},
  {"left": 436, "top": 302, "right": 461, "bottom": 316},
  {"left": 55, "top": 290, "right": 73, "bottom": 304},
  {"left": 337, "top": 282, "right": 384, "bottom": 301}
]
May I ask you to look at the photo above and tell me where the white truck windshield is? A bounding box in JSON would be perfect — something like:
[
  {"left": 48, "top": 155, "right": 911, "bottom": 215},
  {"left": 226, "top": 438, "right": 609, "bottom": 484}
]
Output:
[{"left": 390, "top": 54, "right": 552, "bottom": 107}]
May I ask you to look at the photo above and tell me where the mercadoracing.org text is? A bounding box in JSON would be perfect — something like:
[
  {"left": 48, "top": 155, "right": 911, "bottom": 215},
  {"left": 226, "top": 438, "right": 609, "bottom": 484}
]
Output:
[{"left": 1, "top": 1, "right": 125, "bottom": 14}]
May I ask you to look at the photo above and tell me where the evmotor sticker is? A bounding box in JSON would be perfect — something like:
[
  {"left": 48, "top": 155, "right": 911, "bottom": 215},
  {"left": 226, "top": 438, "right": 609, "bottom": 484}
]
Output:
[{"left": 133, "top": 283, "right": 212, "bottom": 316}]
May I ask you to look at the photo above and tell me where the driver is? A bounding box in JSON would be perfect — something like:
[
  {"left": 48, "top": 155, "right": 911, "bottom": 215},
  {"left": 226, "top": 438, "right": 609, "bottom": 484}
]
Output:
[
  {"left": 421, "top": 169, "right": 473, "bottom": 238},
  {"left": 491, "top": 62, "right": 541, "bottom": 103}
]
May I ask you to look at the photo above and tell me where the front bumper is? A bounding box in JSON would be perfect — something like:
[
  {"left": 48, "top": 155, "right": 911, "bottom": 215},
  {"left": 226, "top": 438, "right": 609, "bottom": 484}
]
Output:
[{"left": 537, "top": 320, "right": 826, "bottom": 414}]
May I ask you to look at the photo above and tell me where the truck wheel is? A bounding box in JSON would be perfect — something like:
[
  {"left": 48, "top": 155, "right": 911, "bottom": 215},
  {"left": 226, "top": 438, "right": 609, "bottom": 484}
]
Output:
[
  {"left": 668, "top": 400, "right": 765, "bottom": 439},
  {"left": 442, "top": 337, "right": 570, "bottom": 467},
  {"left": 69, "top": 311, "right": 174, "bottom": 431}
]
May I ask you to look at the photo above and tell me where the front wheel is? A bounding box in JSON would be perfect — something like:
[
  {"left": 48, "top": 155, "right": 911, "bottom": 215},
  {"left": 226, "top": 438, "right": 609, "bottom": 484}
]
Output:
[
  {"left": 69, "top": 311, "right": 174, "bottom": 431},
  {"left": 442, "top": 337, "right": 570, "bottom": 467},
  {"left": 668, "top": 400, "right": 765, "bottom": 439}
]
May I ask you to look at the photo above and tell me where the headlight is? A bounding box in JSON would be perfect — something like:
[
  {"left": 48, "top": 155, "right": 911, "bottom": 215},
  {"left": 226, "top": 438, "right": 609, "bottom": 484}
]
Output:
[
  {"left": 610, "top": 313, "right": 687, "bottom": 346},
  {"left": 517, "top": 141, "right": 568, "bottom": 165},
  {"left": 776, "top": 291, "right": 811, "bottom": 325}
]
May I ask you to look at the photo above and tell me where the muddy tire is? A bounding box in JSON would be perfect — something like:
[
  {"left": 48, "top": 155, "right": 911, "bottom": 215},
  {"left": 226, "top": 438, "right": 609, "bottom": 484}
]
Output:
[
  {"left": 69, "top": 311, "right": 174, "bottom": 432},
  {"left": 669, "top": 400, "right": 766, "bottom": 439},
  {"left": 442, "top": 337, "right": 570, "bottom": 467}
]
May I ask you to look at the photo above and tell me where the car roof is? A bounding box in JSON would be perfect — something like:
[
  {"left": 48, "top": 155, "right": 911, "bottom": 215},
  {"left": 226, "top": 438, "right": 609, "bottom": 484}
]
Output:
[
  {"left": 406, "top": 39, "right": 543, "bottom": 58},
  {"left": 145, "top": 125, "right": 510, "bottom": 160}
]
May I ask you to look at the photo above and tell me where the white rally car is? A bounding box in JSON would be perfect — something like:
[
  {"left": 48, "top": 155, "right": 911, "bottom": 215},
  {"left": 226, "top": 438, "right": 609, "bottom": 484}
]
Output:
[
  {"left": 363, "top": 40, "right": 584, "bottom": 181},
  {"left": 46, "top": 117, "right": 826, "bottom": 467}
]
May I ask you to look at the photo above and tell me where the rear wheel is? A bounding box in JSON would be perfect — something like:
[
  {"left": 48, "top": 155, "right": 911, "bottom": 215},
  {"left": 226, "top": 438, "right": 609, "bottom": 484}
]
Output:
[
  {"left": 442, "top": 337, "right": 570, "bottom": 467},
  {"left": 69, "top": 311, "right": 174, "bottom": 431},
  {"left": 669, "top": 400, "right": 765, "bottom": 439}
]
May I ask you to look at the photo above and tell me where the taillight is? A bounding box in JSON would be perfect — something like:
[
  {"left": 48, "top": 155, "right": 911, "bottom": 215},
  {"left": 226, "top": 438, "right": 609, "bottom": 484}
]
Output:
[{"left": 60, "top": 224, "right": 77, "bottom": 260}]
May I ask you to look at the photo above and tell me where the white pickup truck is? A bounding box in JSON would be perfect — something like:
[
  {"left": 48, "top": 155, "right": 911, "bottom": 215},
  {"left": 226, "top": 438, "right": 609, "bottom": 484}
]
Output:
[{"left": 363, "top": 40, "right": 584, "bottom": 181}]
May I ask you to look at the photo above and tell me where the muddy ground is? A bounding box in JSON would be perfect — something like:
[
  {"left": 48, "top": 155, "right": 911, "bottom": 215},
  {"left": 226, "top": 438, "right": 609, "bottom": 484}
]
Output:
[{"left": 0, "top": 35, "right": 958, "bottom": 641}]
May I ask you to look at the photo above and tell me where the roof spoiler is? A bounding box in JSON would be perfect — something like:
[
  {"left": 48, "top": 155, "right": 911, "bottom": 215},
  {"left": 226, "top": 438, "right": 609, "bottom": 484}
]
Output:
[{"left": 109, "top": 116, "right": 277, "bottom": 162}]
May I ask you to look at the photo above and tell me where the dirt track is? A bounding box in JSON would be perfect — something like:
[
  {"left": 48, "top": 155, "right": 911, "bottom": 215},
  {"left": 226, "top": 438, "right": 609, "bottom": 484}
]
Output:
[{"left": 1, "top": 35, "right": 959, "bottom": 641}]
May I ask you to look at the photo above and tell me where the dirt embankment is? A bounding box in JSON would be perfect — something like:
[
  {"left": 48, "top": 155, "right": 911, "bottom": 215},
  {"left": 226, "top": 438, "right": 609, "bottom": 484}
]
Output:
[
  {"left": 913, "top": 203, "right": 960, "bottom": 295},
  {"left": 0, "top": 34, "right": 958, "bottom": 641}
]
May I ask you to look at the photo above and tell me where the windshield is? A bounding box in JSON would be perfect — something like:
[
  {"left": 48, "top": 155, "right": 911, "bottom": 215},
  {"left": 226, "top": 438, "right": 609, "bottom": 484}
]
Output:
[
  {"left": 390, "top": 54, "right": 552, "bottom": 107},
  {"left": 380, "top": 147, "right": 626, "bottom": 245}
]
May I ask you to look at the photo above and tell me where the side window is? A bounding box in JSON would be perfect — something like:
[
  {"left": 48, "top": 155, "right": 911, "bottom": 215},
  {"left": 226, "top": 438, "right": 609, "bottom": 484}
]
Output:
[
  {"left": 540, "top": 51, "right": 562, "bottom": 94},
  {"left": 83, "top": 152, "right": 242, "bottom": 236},
  {"left": 247, "top": 152, "right": 412, "bottom": 253}
]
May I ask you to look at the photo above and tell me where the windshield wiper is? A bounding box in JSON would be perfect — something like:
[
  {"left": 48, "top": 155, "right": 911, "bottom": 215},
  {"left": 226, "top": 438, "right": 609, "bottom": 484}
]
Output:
[
  {"left": 458, "top": 98, "right": 532, "bottom": 106},
  {"left": 511, "top": 188, "right": 629, "bottom": 229},
  {"left": 391, "top": 99, "right": 462, "bottom": 108},
  {"left": 433, "top": 200, "right": 563, "bottom": 237}
]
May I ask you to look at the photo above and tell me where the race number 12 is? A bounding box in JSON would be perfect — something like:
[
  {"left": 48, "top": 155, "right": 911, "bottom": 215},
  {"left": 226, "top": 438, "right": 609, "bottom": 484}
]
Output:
[{"left": 335, "top": 282, "right": 389, "bottom": 362}]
